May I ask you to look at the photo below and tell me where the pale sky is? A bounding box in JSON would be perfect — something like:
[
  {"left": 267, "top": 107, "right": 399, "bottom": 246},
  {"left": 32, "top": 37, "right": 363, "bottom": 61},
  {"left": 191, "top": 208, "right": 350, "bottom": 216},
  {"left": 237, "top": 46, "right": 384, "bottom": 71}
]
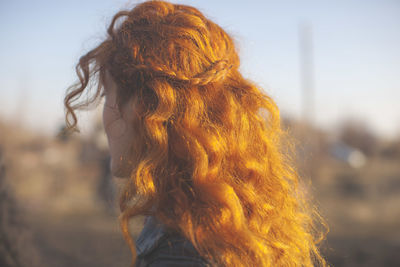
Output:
[{"left": 0, "top": 0, "right": 399, "bottom": 138}]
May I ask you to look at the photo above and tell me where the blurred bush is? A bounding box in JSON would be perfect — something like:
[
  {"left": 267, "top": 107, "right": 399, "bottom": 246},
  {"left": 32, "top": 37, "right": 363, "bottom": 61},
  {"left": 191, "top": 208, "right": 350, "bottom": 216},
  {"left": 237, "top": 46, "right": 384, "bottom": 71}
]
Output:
[{"left": 0, "top": 147, "right": 40, "bottom": 267}]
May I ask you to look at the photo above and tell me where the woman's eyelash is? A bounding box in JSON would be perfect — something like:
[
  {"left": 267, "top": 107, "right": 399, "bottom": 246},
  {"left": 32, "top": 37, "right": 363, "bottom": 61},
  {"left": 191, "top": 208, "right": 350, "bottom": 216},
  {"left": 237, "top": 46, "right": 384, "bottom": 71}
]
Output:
[{"left": 100, "top": 92, "right": 106, "bottom": 97}]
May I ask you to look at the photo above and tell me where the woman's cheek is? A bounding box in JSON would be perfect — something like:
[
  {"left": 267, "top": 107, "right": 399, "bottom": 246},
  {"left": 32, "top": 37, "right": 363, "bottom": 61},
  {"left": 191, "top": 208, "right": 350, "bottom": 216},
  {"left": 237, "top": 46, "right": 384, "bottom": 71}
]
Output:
[{"left": 105, "top": 118, "right": 127, "bottom": 140}]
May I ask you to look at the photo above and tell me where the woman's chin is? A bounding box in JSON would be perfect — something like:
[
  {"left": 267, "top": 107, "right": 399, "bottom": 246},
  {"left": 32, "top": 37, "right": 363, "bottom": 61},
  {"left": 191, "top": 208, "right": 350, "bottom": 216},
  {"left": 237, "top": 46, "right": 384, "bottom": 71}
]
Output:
[{"left": 110, "top": 160, "right": 132, "bottom": 178}]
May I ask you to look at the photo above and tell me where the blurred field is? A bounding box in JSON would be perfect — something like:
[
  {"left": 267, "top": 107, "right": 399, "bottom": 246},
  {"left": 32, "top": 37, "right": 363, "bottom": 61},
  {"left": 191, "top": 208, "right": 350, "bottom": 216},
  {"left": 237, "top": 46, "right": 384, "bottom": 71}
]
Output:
[{"left": 1, "top": 117, "right": 400, "bottom": 267}]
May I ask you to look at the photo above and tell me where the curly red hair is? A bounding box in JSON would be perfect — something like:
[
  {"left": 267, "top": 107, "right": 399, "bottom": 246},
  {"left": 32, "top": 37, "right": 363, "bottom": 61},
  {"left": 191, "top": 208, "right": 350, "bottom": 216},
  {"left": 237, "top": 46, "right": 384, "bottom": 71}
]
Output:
[{"left": 64, "top": 1, "right": 328, "bottom": 266}]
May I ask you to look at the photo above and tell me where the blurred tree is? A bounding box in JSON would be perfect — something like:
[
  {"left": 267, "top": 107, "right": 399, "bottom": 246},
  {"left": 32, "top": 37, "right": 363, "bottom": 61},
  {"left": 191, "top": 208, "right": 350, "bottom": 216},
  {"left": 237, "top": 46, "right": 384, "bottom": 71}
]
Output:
[
  {"left": 379, "top": 138, "right": 400, "bottom": 159},
  {"left": 0, "top": 147, "right": 23, "bottom": 267},
  {"left": 0, "top": 147, "right": 40, "bottom": 267},
  {"left": 338, "top": 118, "right": 378, "bottom": 157}
]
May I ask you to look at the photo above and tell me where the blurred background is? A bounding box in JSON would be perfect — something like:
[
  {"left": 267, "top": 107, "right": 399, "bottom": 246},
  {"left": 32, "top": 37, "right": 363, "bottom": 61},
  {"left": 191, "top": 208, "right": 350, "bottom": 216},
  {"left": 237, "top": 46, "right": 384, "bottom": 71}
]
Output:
[{"left": 0, "top": 0, "right": 399, "bottom": 266}]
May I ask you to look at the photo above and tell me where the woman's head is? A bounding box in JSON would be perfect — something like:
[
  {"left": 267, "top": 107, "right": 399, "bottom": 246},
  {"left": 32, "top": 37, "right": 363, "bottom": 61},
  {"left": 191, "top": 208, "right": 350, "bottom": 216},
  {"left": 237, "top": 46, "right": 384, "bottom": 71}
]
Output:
[
  {"left": 65, "top": 1, "right": 327, "bottom": 266},
  {"left": 66, "top": 0, "right": 240, "bottom": 177}
]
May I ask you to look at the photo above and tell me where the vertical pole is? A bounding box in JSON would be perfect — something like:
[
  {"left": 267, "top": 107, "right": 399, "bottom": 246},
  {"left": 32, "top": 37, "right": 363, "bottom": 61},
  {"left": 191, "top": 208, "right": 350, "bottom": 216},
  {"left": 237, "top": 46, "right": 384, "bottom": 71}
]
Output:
[
  {"left": 299, "top": 21, "right": 315, "bottom": 126},
  {"left": 299, "top": 21, "right": 319, "bottom": 181}
]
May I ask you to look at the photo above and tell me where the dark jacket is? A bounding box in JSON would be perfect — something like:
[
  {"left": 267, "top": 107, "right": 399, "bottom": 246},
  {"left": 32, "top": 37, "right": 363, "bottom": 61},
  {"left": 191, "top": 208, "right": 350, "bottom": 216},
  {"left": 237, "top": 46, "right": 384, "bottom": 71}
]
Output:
[{"left": 135, "top": 216, "right": 211, "bottom": 267}]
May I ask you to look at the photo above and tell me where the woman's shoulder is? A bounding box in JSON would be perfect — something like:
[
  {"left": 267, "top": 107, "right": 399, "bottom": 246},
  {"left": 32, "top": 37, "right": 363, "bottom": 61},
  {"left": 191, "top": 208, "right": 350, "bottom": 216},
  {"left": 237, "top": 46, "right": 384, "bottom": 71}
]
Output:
[{"left": 135, "top": 216, "right": 211, "bottom": 267}]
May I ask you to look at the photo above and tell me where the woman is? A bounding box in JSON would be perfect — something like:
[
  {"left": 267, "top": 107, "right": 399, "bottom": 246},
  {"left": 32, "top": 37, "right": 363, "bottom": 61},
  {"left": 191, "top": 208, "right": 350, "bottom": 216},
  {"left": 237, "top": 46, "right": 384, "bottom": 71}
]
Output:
[{"left": 65, "top": 1, "right": 328, "bottom": 266}]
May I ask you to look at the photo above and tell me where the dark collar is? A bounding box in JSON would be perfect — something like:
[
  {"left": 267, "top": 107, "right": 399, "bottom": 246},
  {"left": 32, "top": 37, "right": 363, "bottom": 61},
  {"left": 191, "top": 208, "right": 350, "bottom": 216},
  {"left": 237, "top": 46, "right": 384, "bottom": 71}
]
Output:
[{"left": 135, "top": 216, "right": 167, "bottom": 257}]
